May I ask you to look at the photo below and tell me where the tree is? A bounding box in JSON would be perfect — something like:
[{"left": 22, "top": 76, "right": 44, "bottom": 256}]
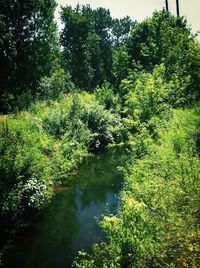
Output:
[
  {"left": 126, "top": 11, "right": 199, "bottom": 104},
  {"left": 93, "top": 7, "right": 113, "bottom": 83},
  {"left": 0, "top": 0, "right": 58, "bottom": 111},
  {"left": 112, "top": 46, "right": 130, "bottom": 87},
  {"left": 112, "top": 16, "right": 135, "bottom": 47},
  {"left": 61, "top": 5, "right": 95, "bottom": 89},
  {"left": 61, "top": 5, "right": 114, "bottom": 90}
]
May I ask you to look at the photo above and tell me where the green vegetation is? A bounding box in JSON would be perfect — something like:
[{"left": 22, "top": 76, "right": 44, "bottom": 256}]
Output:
[
  {"left": 74, "top": 107, "right": 200, "bottom": 268},
  {"left": 0, "top": 0, "right": 59, "bottom": 112},
  {"left": 0, "top": 92, "right": 121, "bottom": 243},
  {"left": 0, "top": 1, "right": 200, "bottom": 267}
]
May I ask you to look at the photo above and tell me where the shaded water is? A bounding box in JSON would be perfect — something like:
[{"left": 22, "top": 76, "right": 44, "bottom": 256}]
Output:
[{"left": 2, "top": 149, "right": 124, "bottom": 268}]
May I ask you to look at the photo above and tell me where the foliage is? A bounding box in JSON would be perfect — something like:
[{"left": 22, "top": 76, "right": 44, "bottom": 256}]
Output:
[
  {"left": 60, "top": 5, "right": 96, "bottom": 89},
  {"left": 122, "top": 65, "right": 170, "bottom": 122},
  {"left": 114, "top": 64, "right": 172, "bottom": 143},
  {"left": 94, "top": 82, "right": 121, "bottom": 112},
  {"left": 0, "top": 0, "right": 58, "bottom": 112},
  {"left": 74, "top": 106, "right": 200, "bottom": 268},
  {"left": 60, "top": 4, "right": 134, "bottom": 90},
  {"left": 42, "top": 93, "right": 122, "bottom": 149},
  {"left": 0, "top": 92, "right": 122, "bottom": 229},
  {"left": 112, "top": 46, "right": 131, "bottom": 87},
  {"left": 184, "top": 41, "right": 200, "bottom": 103},
  {"left": 112, "top": 17, "right": 136, "bottom": 47},
  {"left": 37, "top": 68, "right": 74, "bottom": 100},
  {"left": 0, "top": 112, "right": 54, "bottom": 218},
  {"left": 126, "top": 10, "right": 200, "bottom": 104}
]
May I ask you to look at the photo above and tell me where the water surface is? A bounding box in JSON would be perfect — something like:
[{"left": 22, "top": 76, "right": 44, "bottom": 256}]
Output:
[{"left": 2, "top": 148, "right": 124, "bottom": 268}]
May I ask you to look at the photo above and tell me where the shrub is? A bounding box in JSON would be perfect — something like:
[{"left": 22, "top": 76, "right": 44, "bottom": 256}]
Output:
[
  {"left": 42, "top": 92, "right": 123, "bottom": 150},
  {"left": 0, "top": 113, "right": 55, "bottom": 249},
  {"left": 37, "top": 68, "right": 74, "bottom": 100},
  {"left": 94, "top": 82, "right": 121, "bottom": 112}
]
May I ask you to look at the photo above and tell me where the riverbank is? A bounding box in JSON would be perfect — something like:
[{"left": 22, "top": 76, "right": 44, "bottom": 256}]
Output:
[
  {"left": 0, "top": 92, "right": 122, "bottom": 256},
  {"left": 74, "top": 105, "right": 200, "bottom": 267},
  {"left": 1, "top": 149, "right": 124, "bottom": 268}
]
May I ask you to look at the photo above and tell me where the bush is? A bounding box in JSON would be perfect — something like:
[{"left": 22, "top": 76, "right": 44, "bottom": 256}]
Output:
[
  {"left": 37, "top": 68, "right": 74, "bottom": 100},
  {"left": 0, "top": 112, "right": 54, "bottom": 217},
  {"left": 94, "top": 82, "right": 121, "bottom": 112},
  {"left": 42, "top": 92, "right": 123, "bottom": 150},
  {"left": 119, "top": 65, "right": 171, "bottom": 139},
  {"left": 0, "top": 91, "right": 33, "bottom": 113}
]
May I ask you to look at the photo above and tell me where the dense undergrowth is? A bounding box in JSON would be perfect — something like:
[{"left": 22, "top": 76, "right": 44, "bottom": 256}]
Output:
[
  {"left": 73, "top": 106, "right": 200, "bottom": 268},
  {"left": 0, "top": 92, "right": 122, "bottom": 244}
]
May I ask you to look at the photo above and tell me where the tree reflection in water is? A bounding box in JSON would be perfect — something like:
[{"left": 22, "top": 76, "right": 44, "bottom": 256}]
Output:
[{"left": 2, "top": 148, "right": 124, "bottom": 268}]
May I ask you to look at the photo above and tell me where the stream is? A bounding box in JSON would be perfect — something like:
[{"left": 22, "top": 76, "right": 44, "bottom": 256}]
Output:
[{"left": 2, "top": 148, "right": 124, "bottom": 268}]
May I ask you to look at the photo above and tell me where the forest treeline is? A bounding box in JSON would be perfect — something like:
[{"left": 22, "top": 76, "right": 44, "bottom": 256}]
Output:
[
  {"left": 0, "top": 1, "right": 135, "bottom": 111},
  {"left": 0, "top": 1, "right": 200, "bottom": 267},
  {"left": 0, "top": 1, "right": 199, "bottom": 111}
]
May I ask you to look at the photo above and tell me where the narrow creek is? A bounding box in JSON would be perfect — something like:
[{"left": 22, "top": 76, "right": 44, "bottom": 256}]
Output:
[{"left": 2, "top": 148, "right": 124, "bottom": 268}]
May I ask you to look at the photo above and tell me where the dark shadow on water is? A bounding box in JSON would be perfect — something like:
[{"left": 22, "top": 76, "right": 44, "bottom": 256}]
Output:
[{"left": 2, "top": 148, "right": 124, "bottom": 268}]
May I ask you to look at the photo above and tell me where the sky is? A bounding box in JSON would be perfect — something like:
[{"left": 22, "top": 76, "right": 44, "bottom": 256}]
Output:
[{"left": 55, "top": 0, "right": 200, "bottom": 40}]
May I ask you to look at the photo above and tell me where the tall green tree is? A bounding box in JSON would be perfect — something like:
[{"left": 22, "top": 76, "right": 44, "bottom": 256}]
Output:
[
  {"left": 126, "top": 11, "right": 199, "bottom": 104},
  {"left": 112, "top": 16, "right": 135, "bottom": 47},
  {"left": 127, "top": 11, "right": 190, "bottom": 71},
  {"left": 61, "top": 5, "right": 113, "bottom": 90},
  {"left": 61, "top": 4, "right": 137, "bottom": 90},
  {"left": 93, "top": 7, "right": 113, "bottom": 83},
  {"left": 61, "top": 5, "right": 95, "bottom": 89},
  {"left": 0, "top": 0, "right": 58, "bottom": 111}
]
